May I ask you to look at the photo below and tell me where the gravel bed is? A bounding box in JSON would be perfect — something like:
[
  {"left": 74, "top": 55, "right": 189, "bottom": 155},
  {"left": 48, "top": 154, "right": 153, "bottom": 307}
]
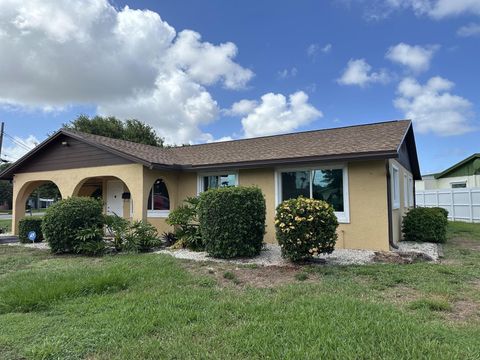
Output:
[
  {"left": 6, "top": 241, "right": 50, "bottom": 250},
  {"left": 157, "top": 243, "right": 376, "bottom": 266},
  {"left": 395, "top": 241, "right": 440, "bottom": 261},
  {"left": 5, "top": 239, "right": 439, "bottom": 264}
]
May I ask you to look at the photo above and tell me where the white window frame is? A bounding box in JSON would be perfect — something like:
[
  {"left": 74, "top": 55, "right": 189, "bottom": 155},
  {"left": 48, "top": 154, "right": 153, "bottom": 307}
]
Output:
[
  {"left": 450, "top": 181, "right": 467, "bottom": 189},
  {"left": 147, "top": 180, "right": 170, "bottom": 218},
  {"left": 407, "top": 175, "right": 414, "bottom": 207},
  {"left": 274, "top": 163, "right": 350, "bottom": 223},
  {"left": 197, "top": 171, "right": 239, "bottom": 194},
  {"left": 391, "top": 164, "right": 400, "bottom": 209}
]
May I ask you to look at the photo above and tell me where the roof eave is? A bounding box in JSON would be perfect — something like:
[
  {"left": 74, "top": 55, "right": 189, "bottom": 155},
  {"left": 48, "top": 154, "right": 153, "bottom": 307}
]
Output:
[{"left": 179, "top": 150, "right": 399, "bottom": 171}]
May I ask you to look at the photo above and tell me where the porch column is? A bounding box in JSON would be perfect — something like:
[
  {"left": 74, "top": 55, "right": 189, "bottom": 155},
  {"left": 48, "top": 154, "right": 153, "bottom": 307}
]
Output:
[
  {"left": 129, "top": 168, "right": 147, "bottom": 222},
  {"left": 11, "top": 179, "right": 25, "bottom": 236}
]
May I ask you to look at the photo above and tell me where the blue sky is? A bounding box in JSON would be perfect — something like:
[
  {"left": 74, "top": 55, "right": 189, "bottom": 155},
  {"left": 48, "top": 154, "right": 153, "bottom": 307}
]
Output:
[{"left": 0, "top": 0, "right": 479, "bottom": 174}]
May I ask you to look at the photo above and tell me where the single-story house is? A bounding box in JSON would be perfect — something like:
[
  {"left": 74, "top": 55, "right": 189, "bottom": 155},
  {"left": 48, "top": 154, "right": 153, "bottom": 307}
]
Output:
[
  {"left": 416, "top": 153, "right": 480, "bottom": 190},
  {"left": 0, "top": 120, "right": 420, "bottom": 251}
]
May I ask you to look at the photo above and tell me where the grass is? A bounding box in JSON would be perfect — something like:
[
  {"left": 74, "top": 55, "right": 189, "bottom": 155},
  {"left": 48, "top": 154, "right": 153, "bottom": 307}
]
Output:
[
  {"left": 0, "top": 219, "right": 11, "bottom": 232},
  {"left": 0, "top": 221, "right": 479, "bottom": 359}
]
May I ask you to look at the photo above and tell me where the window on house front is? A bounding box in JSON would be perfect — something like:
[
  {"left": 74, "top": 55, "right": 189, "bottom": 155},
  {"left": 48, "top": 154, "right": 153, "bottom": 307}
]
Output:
[
  {"left": 200, "top": 173, "right": 237, "bottom": 192},
  {"left": 451, "top": 182, "right": 466, "bottom": 189},
  {"left": 147, "top": 179, "right": 170, "bottom": 211},
  {"left": 278, "top": 166, "right": 348, "bottom": 221},
  {"left": 392, "top": 165, "right": 400, "bottom": 209}
]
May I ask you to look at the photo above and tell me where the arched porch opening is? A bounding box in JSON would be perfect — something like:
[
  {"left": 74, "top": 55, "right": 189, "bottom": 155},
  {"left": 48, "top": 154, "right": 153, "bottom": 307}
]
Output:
[
  {"left": 13, "top": 180, "right": 62, "bottom": 234},
  {"left": 73, "top": 176, "right": 133, "bottom": 219}
]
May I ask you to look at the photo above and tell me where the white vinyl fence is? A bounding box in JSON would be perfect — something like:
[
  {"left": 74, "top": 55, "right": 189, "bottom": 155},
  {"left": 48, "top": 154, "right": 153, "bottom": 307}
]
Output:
[{"left": 415, "top": 188, "right": 480, "bottom": 223}]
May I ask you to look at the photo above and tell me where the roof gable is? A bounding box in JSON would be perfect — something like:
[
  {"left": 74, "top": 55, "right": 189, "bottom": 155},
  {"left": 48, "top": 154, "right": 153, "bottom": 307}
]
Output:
[{"left": 0, "top": 132, "right": 136, "bottom": 178}]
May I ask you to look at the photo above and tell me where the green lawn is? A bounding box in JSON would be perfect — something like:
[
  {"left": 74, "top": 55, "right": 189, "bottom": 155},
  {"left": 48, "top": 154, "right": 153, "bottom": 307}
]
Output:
[
  {"left": 0, "top": 219, "right": 11, "bottom": 233},
  {"left": 0, "top": 222, "right": 479, "bottom": 359}
]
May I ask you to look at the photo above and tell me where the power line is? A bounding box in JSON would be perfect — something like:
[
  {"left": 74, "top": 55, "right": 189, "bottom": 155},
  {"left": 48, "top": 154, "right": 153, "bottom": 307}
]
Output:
[{"left": 3, "top": 132, "right": 34, "bottom": 152}]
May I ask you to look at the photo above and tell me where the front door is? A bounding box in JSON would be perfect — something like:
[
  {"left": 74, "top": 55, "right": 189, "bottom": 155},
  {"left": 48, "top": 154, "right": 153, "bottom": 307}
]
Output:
[{"left": 106, "top": 180, "right": 124, "bottom": 217}]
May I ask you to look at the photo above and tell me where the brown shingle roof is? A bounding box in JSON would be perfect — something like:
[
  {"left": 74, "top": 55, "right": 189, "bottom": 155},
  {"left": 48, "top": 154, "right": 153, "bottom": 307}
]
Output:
[
  {"left": 64, "top": 120, "right": 412, "bottom": 168},
  {"left": 1, "top": 120, "right": 419, "bottom": 180}
]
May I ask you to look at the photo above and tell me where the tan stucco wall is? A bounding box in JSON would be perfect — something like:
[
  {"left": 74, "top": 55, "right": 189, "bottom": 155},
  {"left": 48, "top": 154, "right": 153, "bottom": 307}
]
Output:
[
  {"left": 338, "top": 160, "right": 390, "bottom": 251},
  {"left": 11, "top": 163, "right": 145, "bottom": 234},
  {"left": 390, "top": 159, "right": 413, "bottom": 244},
  {"left": 238, "top": 168, "right": 277, "bottom": 243},
  {"left": 12, "top": 160, "right": 393, "bottom": 251}
]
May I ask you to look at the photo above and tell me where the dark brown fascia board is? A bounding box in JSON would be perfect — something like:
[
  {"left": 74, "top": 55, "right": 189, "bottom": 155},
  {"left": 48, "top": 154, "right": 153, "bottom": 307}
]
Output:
[
  {"left": 0, "top": 130, "right": 65, "bottom": 180},
  {"left": 0, "top": 129, "right": 154, "bottom": 180},
  {"left": 165, "top": 150, "right": 399, "bottom": 172},
  {"left": 395, "top": 121, "right": 422, "bottom": 180},
  {"left": 61, "top": 130, "right": 153, "bottom": 168}
]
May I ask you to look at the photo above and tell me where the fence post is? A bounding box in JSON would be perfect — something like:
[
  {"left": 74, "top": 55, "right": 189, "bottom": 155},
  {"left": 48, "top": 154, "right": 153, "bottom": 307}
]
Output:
[
  {"left": 469, "top": 189, "right": 473, "bottom": 222},
  {"left": 450, "top": 190, "right": 455, "bottom": 221}
]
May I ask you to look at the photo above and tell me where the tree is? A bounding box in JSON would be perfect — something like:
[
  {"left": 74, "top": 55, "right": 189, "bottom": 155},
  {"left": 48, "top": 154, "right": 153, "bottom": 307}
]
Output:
[
  {"left": 0, "top": 163, "right": 12, "bottom": 208},
  {"left": 31, "top": 183, "right": 61, "bottom": 201},
  {"left": 63, "top": 115, "right": 164, "bottom": 147}
]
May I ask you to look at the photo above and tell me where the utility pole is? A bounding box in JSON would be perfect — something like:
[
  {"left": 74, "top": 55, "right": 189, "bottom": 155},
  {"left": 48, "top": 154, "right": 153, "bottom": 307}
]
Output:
[{"left": 0, "top": 122, "right": 4, "bottom": 161}]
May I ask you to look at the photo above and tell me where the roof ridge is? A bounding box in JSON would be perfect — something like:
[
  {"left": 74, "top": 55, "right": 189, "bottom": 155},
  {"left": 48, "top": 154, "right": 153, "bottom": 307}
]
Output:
[
  {"left": 171, "top": 119, "right": 411, "bottom": 149},
  {"left": 61, "top": 128, "right": 167, "bottom": 151}
]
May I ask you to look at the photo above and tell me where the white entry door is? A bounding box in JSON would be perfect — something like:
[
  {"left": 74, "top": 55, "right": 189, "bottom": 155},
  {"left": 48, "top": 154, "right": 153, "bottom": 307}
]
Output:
[{"left": 106, "top": 180, "right": 124, "bottom": 217}]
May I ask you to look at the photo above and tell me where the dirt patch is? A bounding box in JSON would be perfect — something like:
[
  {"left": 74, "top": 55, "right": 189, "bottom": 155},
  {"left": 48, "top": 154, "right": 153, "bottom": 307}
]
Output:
[
  {"left": 449, "top": 237, "right": 480, "bottom": 251},
  {"left": 181, "top": 260, "right": 317, "bottom": 289},
  {"left": 447, "top": 299, "right": 480, "bottom": 323},
  {"left": 383, "top": 285, "right": 421, "bottom": 305},
  {"left": 373, "top": 251, "right": 434, "bottom": 264}
]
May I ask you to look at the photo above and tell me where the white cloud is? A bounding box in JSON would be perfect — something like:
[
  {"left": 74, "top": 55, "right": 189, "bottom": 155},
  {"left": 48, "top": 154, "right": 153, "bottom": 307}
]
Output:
[
  {"left": 428, "top": 0, "right": 480, "bottom": 18},
  {"left": 394, "top": 76, "right": 474, "bottom": 136},
  {"left": 2, "top": 135, "right": 39, "bottom": 161},
  {"left": 227, "top": 99, "right": 258, "bottom": 116},
  {"left": 457, "top": 22, "right": 480, "bottom": 36},
  {"left": 348, "top": 0, "right": 480, "bottom": 20},
  {"left": 337, "top": 59, "right": 390, "bottom": 87},
  {"left": 307, "top": 44, "right": 319, "bottom": 58},
  {"left": 386, "top": 43, "right": 438, "bottom": 73},
  {"left": 307, "top": 43, "right": 332, "bottom": 59},
  {"left": 322, "top": 44, "right": 333, "bottom": 53},
  {"left": 0, "top": 0, "right": 254, "bottom": 144},
  {"left": 278, "top": 67, "right": 298, "bottom": 79},
  {"left": 232, "top": 91, "right": 322, "bottom": 138}
]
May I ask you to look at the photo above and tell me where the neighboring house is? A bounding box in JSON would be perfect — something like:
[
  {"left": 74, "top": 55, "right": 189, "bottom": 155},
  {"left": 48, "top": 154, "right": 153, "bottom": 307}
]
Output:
[
  {"left": 416, "top": 154, "right": 480, "bottom": 190},
  {"left": 0, "top": 120, "right": 420, "bottom": 251}
]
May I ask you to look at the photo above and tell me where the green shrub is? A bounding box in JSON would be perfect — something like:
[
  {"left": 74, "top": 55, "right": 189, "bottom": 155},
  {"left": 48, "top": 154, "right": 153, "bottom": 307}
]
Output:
[
  {"left": 198, "top": 186, "right": 266, "bottom": 259},
  {"left": 162, "top": 232, "right": 177, "bottom": 247},
  {"left": 432, "top": 207, "right": 449, "bottom": 220},
  {"left": 75, "top": 227, "right": 106, "bottom": 256},
  {"left": 275, "top": 196, "right": 338, "bottom": 262},
  {"left": 122, "top": 221, "right": 161, "bottom": 253},
  {"left": 42, "top": 197, "right": 104, "bottom": 253},
  {"left": 18, "top": 217, "right": 43, "bottom": 243},
  {"left": 402, "top": 207, "right": 448, "bottom": 243},
  {"left": 166, "top": 196, "right": 203, "bottom": 251},
  {"left": 104, "top": 214, "right": 129, "bottom": 251}
]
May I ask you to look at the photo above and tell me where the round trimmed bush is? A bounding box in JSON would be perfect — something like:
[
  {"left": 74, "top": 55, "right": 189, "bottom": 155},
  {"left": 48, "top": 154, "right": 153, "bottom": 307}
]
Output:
[
  {"left": 42, "top": 197, "right": 104, "bottom": 253},
  {"left": 275, "top": 196, "right": 338, "bottom": 262},
  {"left": 198, "top": 186, "right": 266, "bottom": 259},
  {"left": 18, "top": 217, "right": 43, "bottom": 243},
  {"left": 402, "top": 207, "right": 448, "bottom": 243}
]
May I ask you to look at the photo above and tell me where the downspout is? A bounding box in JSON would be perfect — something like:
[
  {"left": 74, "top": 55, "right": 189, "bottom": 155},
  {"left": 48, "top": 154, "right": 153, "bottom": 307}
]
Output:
[{"left": 386, "top": 160, "right": 398, "bottom": 250}]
